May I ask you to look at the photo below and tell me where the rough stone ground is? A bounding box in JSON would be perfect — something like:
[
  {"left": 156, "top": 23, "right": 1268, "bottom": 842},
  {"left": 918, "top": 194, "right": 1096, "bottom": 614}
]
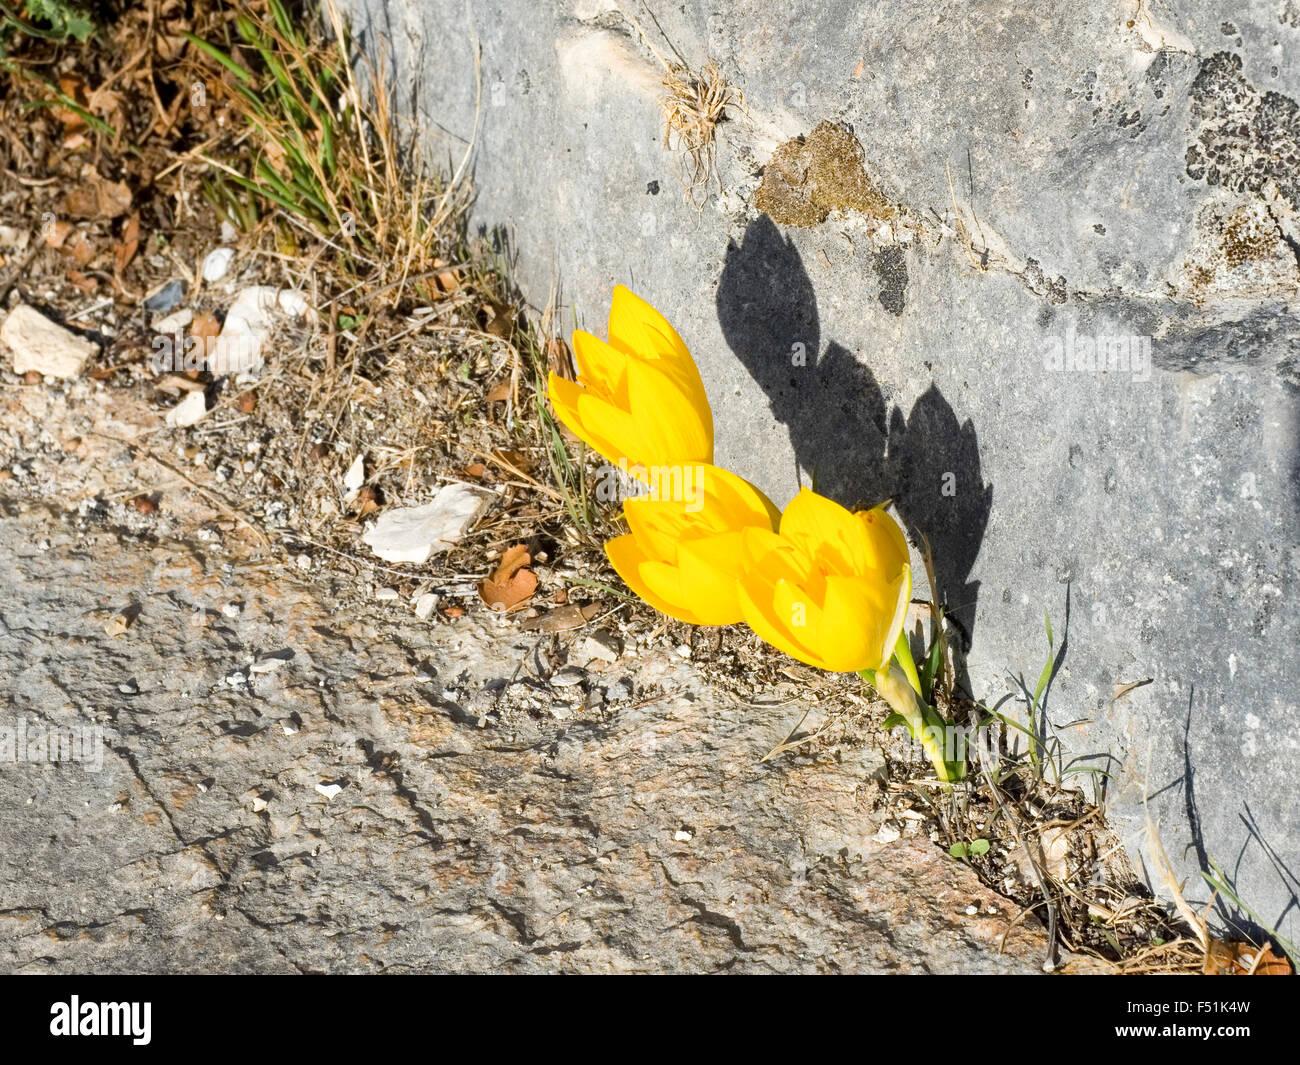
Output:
[
  {"left": 0, "top": 0, "right": 1123, "bottom": 975},
  {"left": 0, "top": 489, "right": 1089, "bottom": 974},
  {"left": 338, "top": 0, "right": 1300, "bottom": 942}
]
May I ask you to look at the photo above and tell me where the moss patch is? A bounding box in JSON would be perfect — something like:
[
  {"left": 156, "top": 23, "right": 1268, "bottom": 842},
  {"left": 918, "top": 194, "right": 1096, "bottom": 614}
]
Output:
[{"left": 754, "top": 121, "right": 897, "bottom": 227}]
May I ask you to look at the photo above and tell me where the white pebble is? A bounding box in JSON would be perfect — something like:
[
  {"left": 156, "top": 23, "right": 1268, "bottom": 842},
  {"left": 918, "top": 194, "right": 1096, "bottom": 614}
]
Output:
[
  {"left": 872, "top": 822, "right": 902, "bottom": 845},
  {"left": 201, "top": 246, "right": 236, "bottom": 282}
]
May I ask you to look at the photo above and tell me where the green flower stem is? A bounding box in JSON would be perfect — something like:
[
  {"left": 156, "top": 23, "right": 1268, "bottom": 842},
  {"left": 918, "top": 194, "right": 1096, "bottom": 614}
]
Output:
[
  {"left": 860, "top": 657, "right": 964, "bottom": 783},
  {"left": 892, "top": 629, "right": 924, "bottom": 696}
]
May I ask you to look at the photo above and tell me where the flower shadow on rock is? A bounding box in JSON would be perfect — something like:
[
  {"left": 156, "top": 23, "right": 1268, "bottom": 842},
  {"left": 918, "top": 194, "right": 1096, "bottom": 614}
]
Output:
[{"left": 717, "top": 215, "right": 993, "bottom": 684}]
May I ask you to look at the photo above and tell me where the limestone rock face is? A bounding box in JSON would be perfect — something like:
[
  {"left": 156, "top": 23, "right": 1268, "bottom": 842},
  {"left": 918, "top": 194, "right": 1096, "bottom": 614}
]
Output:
[
  {"left": 341, "top": 0, "right": 1300, "bottom": 944},
  {"left": 0, "top": 502, "right": 1063, "bottom": 973}
]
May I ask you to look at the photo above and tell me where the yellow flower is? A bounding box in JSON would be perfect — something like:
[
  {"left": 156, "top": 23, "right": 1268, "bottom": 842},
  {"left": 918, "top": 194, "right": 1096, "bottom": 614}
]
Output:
[
  {"left": 548, "top": 286, "right": 713, "bottom": 473},
  {"left": 738, "top": 489, "right": 911, "bottom": 673},
  {"left": 605, "top": 464, "right": 778, "bottom": 625}
]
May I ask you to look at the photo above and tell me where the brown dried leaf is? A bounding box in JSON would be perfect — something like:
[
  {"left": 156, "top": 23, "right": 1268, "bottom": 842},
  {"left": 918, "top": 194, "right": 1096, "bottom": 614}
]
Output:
[
  {"left": 433, "top": 258, "right": 461, "bottom": 293},
  {"left": 191, "top": 312, "right": 221, "bottom": 340},
  {"left": 114, "top": 214, "right": 140, "bottom": 275},
  {"left": 52, "top": 76, "right": 87, "bottom": 129},
  {"left": 1112, "top": 677, "right": 1153, "bottom": 702},
  {"left": 519, "top": 603, "right": 601, "bottom": 633},
  {"left": 43, "top": 220, "right": 73, "bottom": 249},
  {"left": 546, "top": 337, "right": 573, "bottom": 377},
  {"left": 65, "top": 231, "right": 97, "bottom": 267},
  {"left": 63, "top": 178, "right": 132, "bottom": 220},
  {"left": 478, "top": 543, "right": 537, "bottom": 613},
  {"left": 482, "top": 299, "right": 515, "bottom": 340},
  {"left": 493, "top": 449, "right": 535, "bottom": 474}
]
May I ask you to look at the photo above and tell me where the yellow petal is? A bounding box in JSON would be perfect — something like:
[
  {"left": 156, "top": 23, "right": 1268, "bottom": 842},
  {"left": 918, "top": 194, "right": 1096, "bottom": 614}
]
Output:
[
  {"left": 702, "top": 465, "right": 780, "bottom": 532},
  {"left": 605, "top": 534, "right": 703, "bottom": 625},
  {"left": 626, "top": 356, "right": 713, "bottom": 466},
  {"left": 608, "top": 285, "right": 691, "bottom": 366},
  {"left": 815, "top": 574, "right": 909, "bottom": 673},
  {"left": 737, "top": 561, "right": 830, "bottom": 671},
  {"left": 778, "top": 488, "right": 873, "bottom": 576},
  {"left": 623, "top": 495, "right": 688, "bottom": 560},
  {"left": 548, "top": 373, "right": 621, "bottom": 460},
  {"left": 571, "top": 330, "right": 630, "bottom": 406},
  {"left": 572, "top": 388, "right": 648, "bottom": 467},
  {"left": 674, "top": 533, "right": 747, "bottom": 624},
  {"left": 608, "top": 286, "right": 713, "bottom": 439},
  {"left": 857, "top": 504, "right": 910, "bottom": 578}
]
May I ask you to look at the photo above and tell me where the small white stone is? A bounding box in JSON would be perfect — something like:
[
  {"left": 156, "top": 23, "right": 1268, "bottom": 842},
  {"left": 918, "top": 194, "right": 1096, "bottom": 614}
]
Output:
[
  {"left": 281, "top": 719, "right": 299, "bottom": 736},
  {"left": 296, "top": 554, "right": 312, "bottom": 570},
  {"left": 579, "top": 630, "right": 621, "bottom": 663},
  {"left": 221, "top": 602, "right": 242, "bottom": 618},
  {"left": 361, "top": 483, "right": 493, "bottom": 564},
  {"left": 872, "top": 822, "right": 902, "bottom": 845},
  {"left": 278, "top": 289, "right": 311, "bottom": 318},
  {"left": 201, "top": 246, "right": 236, "bottom": 282},
  {"left": 673, "top": 829, "right": 693, "bottom": 842},
  {"left": 1, "top": 305, "right": 96, "bottom": 378},
  {"left": 965, "top": 905, "right": 979, "bottom": 916},
  {"left": 343, "top": 454, "right": 365, "bottom": 500},
  {"left": 375, "top": 586, "right": 399, "bottom": 601},
  {"left": 315, "top": 783, "right": 343, "bottom": 800},
  {"left": 153, "top": 308, "right": 193, "bottom": 334},
  {"left": 224, "top": 671, "right": 247, "bottom": 686},
  {"left": 674, "top": 644, "right": 691, "bottom": 659},
  {"left": 0, "top": 224, "right": 30, "bottom": 250},
  {"left": 413, "top": 592, "right": 439, "bottom": 620},
  {"left": 220, "top": 220, "right": 238, "bottom": 243},
  {"left": 251, "top": 796, "right": 268, "bottom": 812},
  {"left": 219, "top": 286, "right": 279, "bottom": 370},
  {"left": 550, "top": 666, "right": 585, "bottom": 688},
  {"left": 249, "top": 656, "right": 285, "bottom": 675},
  {"left": 166, "top": 389, "right": 209, "bottom": 428}
]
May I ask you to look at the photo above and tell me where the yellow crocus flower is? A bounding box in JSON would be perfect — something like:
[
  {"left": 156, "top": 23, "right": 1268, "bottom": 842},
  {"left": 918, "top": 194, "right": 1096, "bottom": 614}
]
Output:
[
  {"left": 737, "top": 488, "right": 911, "bottom": 674},
  {"left": 547, "top": 286, "right": 713, "bottom": 473},
  {"left": 605, "top": 464, "right": 778, "bottom": 625}
]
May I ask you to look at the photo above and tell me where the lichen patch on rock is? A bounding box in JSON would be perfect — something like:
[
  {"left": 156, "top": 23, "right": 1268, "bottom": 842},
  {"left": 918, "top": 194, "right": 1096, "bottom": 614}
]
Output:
[{"left": 754, "top": 121, "right": 898, "bottom": 228}]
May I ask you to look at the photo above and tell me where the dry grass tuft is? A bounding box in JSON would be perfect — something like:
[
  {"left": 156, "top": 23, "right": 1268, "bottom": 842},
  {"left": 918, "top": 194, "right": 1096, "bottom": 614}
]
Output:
[{"left": 660, "top": 61, "right": 742, "bottom": 200}]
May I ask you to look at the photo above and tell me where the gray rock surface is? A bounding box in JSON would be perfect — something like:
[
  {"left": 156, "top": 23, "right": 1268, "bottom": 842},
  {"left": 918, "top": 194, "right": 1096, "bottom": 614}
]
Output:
[
  {"left": 0, "top": 500, "right": 1064, "bottom": 973},
  {"left": 341, "top": 0, "right": 1300, "bottom": 942}
]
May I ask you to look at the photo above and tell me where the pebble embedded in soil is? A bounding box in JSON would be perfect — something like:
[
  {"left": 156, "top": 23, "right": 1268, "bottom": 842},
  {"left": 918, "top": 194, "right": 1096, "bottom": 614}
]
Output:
[
  {"left": 165, "top": 390, "right": 210, "bottom": 428},
  {"left": 1, "top": 305, "right": 97, "bottom": 379},
  {"left": 143, "top": 279, "right": 186, "bottom": 313},
  {"left": 873, "top": 822, "right": 902, "bottom": 845},
  {"left": 360, "top": 483, "right": 493, "bottom": 564},
  {"left": 202, "top": 247, "right": 236, "bottom": 282},
  {"left": 550, "top": 666, "right": 586, "bottom": 688}
]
